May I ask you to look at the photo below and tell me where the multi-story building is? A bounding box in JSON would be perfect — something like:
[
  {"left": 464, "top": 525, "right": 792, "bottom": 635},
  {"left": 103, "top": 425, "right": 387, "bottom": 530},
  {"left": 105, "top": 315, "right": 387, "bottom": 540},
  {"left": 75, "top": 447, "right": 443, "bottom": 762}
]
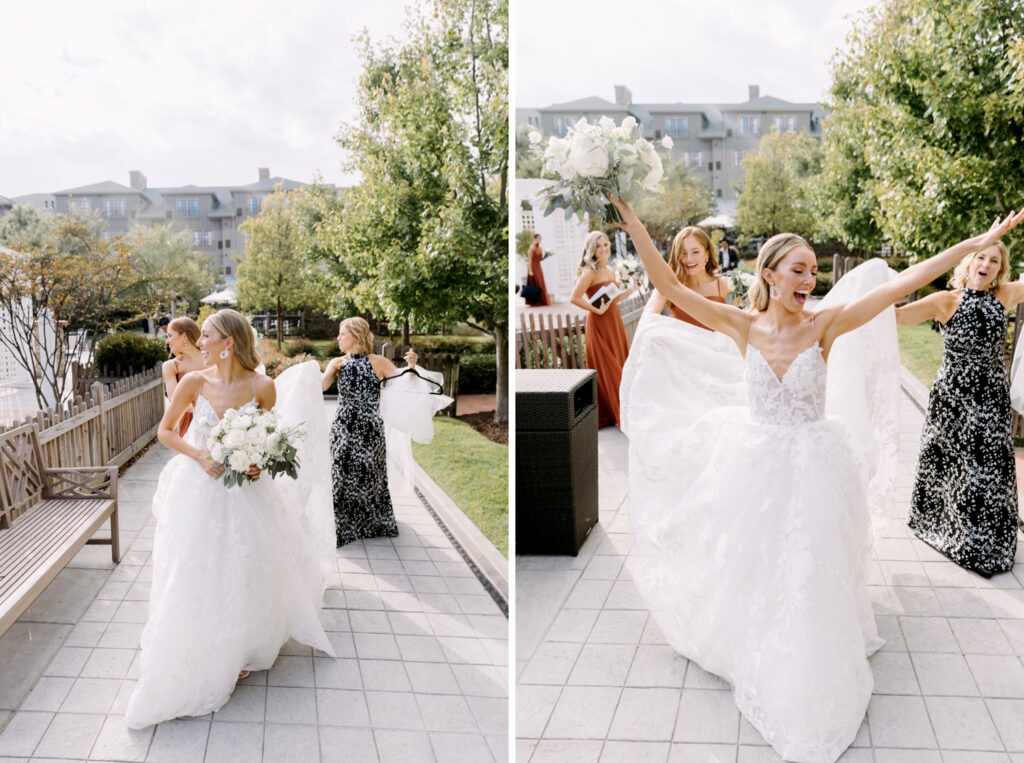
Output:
[
  {"left": 518, "top": 84, "right": 826, "bottom": 203},
  {"left": 36, "top": 168, "right": 313, "bottom": 278}
]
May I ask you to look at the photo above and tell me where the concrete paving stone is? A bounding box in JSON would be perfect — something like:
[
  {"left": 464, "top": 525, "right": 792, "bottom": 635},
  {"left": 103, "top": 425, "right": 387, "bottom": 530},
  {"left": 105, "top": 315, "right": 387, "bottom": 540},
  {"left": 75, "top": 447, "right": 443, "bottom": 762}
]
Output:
[
  {"left": 267, "top": 655, "right": 316, "bottom": 688},
  {"left": 922, "top": 561, "right": 978, "bottom": 588},
  {"left": 736, "top": 746, "right": 786, "bottom": 762},
  {"left": 320, "top": 609, "right": 352, "bottom": 633},
  {"left": 96, "top": 623, "right": 144, "bottom": 651},
  {"left": 739, "top": 717, "right": 768, "bottom": 745},
  {"left": 626, "top": 646, "right": 686, "bottom": 688},
  {"left": 881, "top": 560, "right": 930, "bottom": 587},
  {"left": 314, "top": 689, "right": 371, "bottom": 728},
  {"left": 375, "top": 574, "right": 414, "bottom": 593},
  {"left": 404, "top": 661, "right": 463, "bottom": 695},
  {"left": 80, "top": 599, "right": 119, "bottom": 624},
  {"left": 263, "top": 723, "right": 320, "bottom": 763},
  {"left": 318, "top": 726, "right": 378, "bottom": 763},
  {"left": 393, "top": 635, "right": 445, "bottom": 664},
  {"left": 365, "top": 545, "right": 400, "bottom": 561},
  {"left": 600, "top": 740, "right": 670, "bottom": 761},
  {"left": 951, "top": 618, "right": 1015, "bottom": 655},
  {"left": 608, "top": 687, "right": 680, "bottom": 741},
  {"left": 866, "top": 694, "right": 936, "bottom": 748},
  {"left": 872, "top": 752, "right": 942, "bottom": 763},
  {"left": 325, "top": 633, "right": 357, "bottom": 659},
  {"left": 544, "top": 686, "right": 620, "bottom": 740},
  {"left": 935, "top": 587, "right": 996, "bottom": 618},
  {"left": 110, "top": 679, "right": 137, "bottom": 715},
  {"left": 667, "top": 743, "right": 736, "bottom": 762},
  {"left": 32, "top": 711, "right": 104, "bottom": 758},
  {"left": 19, "top": 568, "right": 109, "bottom": 624},
  {"left": 567, "top": 644, "right": 634, "bottom": 687},
  {"left": 59, "top": 677, "right": 121, "bottom": 713},
  {"left": 349, "top": 610, "right": 393, "bottom": 634},
  {"left": 145, "top": 718, "right": 210, "bottom": 762},
  {"left": 546, "top": 609, "right": 600, "bottom": 643},
  {"left": 80, "top": 648, "right": 135, "bottom": 680},
  {"left": 683, "top": 663, "right": 730, "bottom": 691},
  {"left": 409, "top": 575, "right": 449, "bottom": 595},
  {"left": 312, "top": 658, "right": 362, "bottom": 691},
  {"left": 530, "top": 738, "right": 602, "bottom": 762},
  {"left": 911, "top": 652, "right": 978, "bottom": 696},
  {"left": 386, "top": 611, "right": 431, "bottom": 636},
  {"left": 89, "top": 714, "right": 153, "bottom": 762},
  {"left": 124, "top": 582, "right": 151, "bottom": 602},
  {"left": 203, "top": 720, "right": 262, "bottom": 763},
  {"left": 428, "top": 731, "right": 494, "bottom": 762},
  {"left": 211, "top": 685, "right": 266, "bottom": 723},
  {"left": 890, "top": 586, "right": 942, "bottom": 616},
  {"left": 414, "top": 694, "right": 478, "bottom": 733},
  {"left": 900, "top": 616, "right": 959, "bottom": 652},
  {"left": 265, "top": 687, "right": 317, "bottom": 725},
  {"left": 987, "top": 698, "right": 1024, "bottom": 751},
  {"left": 446, "top": 576, "right": 488, "bottom": 596},
  {"left": 365, "top": 691, "right": 424, "bottom": 731},
  {"left": 96, "top": 580, "right": 130, "bottom": 602},
  {"left": 966, "top": 654, "right": 1024, "bottom": 697},
  {"left": 353, "top": 633, "right": 401, "bottom": 661},
  {"left": 982, "top": 589, "right": 1024, "bottom": 619},
  {"left": 18, "top": 678, "right": 74, "bottom": 713},
  {"left": 940, "top": 753, "right": 1013, "bottom": 763},
  {"left": 402, "top": 561, "right": 440, "bottom": 578},
  {"left": 0, "top": 711, "right": 52, "bottom": 756},
  {"left": 0, "top": 623, "right": 73, "bottom": 709},
  {"left": 418, "top": 593, "right": 461, "bottom": 615},
  {"left": 425, "top": 613, "right": 475, "bottom": 639},
  {"left": 107, "top": 565, "right": 142, "bottom": 585},
  {"left": 1000, "top": 620, "right": 1024, "bottom": 654},
  {"left": 875, "top": 616, "right": 907, "bottom": 652},
  {"left": 877, "top": 538, "right": 919, "bottom": 561},
  {"left": 604, "top": 581, "right": 648, "bottom": 610},
  {"left": 63, "top": 620, "right": 107, "bottom": 649},
  {"left": 564, "top": 580, "right": 614, "bottom": 610},
  {"left": 639, "top": 618, "right": 668, "bottom": 646},
  {"left": 467, "top": 695, "right": 507, "bottom": 736},
  {"left": 458, "top": 595, "right": 503, "bottom": 616},
  {"left": 581, "top": 555, "right": 624, "bottom": 582},
  {"left": 587, "top": 610, "right": 648, "bottom": 645},
  {"left": 519, "top": 642, "right": 582, "bottom": 685},
  {"left": 322, "top": 589, "right": 348, "bottom": 610},
  {"left": 924, "top": 696, "right": 1003, "bottom": 751},
  {"left": 359, "top": 660, "right": 411, "bottom": 692},
  {"left": 372, "top": 728, "right": 433, "bottom": 762},
  {"left": 437, "top": 636, "right": 491, "bottom": 665},
  {"left": 451, "top": 663, "right": 506, "bottom": 698},
  {"left": 868, "top": 651, "right": 920, "bottom": 695},
  {"left": 673, "top": 690, "right": 738, "bottom": 744}
]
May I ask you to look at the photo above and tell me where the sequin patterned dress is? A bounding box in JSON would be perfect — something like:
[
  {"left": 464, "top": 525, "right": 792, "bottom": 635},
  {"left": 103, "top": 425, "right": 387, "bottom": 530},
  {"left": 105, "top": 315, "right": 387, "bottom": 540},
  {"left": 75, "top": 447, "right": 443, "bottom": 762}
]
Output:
[
  {"left": 908, "top": 288, "right": 1019, "bottom": 576},
  {"left": 330, "top": 354, "right": 397, "bottom": 546}
]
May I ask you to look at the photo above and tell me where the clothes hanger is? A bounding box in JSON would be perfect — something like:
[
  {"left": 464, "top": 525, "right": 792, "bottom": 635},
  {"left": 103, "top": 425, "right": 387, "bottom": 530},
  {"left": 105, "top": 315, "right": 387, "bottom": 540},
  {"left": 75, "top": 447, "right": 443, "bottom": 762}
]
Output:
[{"left": 380, "top": 366, "right": 446, "bottom": 395}]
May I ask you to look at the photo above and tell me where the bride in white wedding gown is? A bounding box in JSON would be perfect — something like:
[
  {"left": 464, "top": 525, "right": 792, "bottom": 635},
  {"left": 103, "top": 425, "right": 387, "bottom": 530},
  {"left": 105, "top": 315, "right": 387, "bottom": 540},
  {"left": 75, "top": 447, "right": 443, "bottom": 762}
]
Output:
[
  {"left": 126, "top": 309, "right": 335, "bottom": 730},
  {"left": 612, "top": 198, "right": 1024, "bottom": 763}
]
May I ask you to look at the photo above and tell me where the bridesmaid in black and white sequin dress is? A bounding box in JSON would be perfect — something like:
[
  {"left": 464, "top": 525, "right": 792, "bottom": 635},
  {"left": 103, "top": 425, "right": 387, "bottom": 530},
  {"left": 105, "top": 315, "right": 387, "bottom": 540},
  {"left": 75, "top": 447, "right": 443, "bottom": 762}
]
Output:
[
  {"left": 321, "top": 318, "right": 417, "bottom": 547},
  {"left": 897, "top": 237, "right": 1024, "bottom": 576}
]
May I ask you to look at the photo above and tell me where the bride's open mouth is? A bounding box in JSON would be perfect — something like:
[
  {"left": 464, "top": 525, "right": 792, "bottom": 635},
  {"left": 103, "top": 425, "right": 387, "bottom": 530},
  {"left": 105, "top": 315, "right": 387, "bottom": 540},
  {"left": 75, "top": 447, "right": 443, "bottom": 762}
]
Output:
[{"left": 793, "top": 290, "right": 809, "bottom": 306}]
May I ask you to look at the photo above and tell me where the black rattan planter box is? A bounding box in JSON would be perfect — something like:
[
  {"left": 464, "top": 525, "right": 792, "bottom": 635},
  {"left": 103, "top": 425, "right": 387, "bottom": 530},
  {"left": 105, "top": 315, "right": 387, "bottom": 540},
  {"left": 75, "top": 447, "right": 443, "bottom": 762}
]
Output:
[{"left": 516, "top": 369, "right": 598, "bottom": 555}]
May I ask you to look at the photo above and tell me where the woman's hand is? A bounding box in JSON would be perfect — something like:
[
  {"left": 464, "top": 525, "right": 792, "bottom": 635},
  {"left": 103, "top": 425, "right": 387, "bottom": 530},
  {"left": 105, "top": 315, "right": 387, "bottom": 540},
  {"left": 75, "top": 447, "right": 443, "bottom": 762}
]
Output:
[
  {"left": 195, "top": 450, "right": 225, "bottom": 479},
  {"left": 404, "top": 348, "right": 418, "bottom": 368},
  {"left": 595, "top": 299, "right": 612, "bottom": 315},
  {"left": 246, "top": 464, "right": 261, "bottom": 480},
  {"left": 975, "top": 209, "right": 1024, "bottom": 250}
]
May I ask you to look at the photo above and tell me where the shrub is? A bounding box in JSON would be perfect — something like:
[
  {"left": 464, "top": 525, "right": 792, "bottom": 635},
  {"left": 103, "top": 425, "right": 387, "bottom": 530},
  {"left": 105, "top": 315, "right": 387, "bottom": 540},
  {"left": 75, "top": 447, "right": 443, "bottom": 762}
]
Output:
[
  {"left": 284, "top": 338, "right": 318, "bottom": 358},
  {"left": 458, "top": 353, "right": 497, "bottom": 394},
  {"left": 812, "top": 272, "right": 834, "bottom": 297},
  {"left": 407, "top": 335, "right": 496, "bottom": 354},
  {"left": 95, "top": 333, "right": 169, "bottom": 374}
]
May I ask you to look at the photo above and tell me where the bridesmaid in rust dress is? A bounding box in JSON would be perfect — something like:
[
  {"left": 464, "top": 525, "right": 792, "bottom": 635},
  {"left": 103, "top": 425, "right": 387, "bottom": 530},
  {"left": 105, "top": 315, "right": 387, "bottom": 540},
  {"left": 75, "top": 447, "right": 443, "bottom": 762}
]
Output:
[
  {"left": 525, "top": 233, "right": 552, "bottom": 306},
  {"left": 646, "top": 227, "right": 733, "bottom": 328},
  {"left": 161, "top": 317, "right": 205, "bottom": 437},
  {"left": 570, "top": 231, "right": 636, "bottom": 428}
]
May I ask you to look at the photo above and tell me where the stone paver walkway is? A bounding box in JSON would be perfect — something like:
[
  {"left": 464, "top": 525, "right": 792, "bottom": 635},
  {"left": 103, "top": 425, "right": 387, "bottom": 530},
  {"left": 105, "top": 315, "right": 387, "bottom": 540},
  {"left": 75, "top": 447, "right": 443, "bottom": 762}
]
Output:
[
  {"left": 517, "top": 386, "right": 1024, "bottom": 762},
  {"left": 0, "top": 409, "right": 508, "bottom": 762}
]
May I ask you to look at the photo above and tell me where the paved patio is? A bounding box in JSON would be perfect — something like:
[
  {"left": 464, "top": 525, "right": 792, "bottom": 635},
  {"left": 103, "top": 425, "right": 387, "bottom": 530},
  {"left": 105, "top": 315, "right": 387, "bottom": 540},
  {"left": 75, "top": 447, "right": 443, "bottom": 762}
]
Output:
[
  {"left": 516, "top": 382, "right": 1024, "bottom": 762},
  {"left": 0, "top": 410, "right": 508, "bottom": 761}
]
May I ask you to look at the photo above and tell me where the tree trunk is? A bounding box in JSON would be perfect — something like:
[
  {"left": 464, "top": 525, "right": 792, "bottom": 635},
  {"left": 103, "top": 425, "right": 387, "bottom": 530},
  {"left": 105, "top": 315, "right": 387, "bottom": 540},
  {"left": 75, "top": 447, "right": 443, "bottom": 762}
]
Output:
[
  {"left": 402, "top": 319, "right": 410, "bottom": 348},
  {"left": 493, "top": 322, "right": 508, "bottom": 424},
  {"left": 276, "top": 298, "right": 284, "bottom": 349}
]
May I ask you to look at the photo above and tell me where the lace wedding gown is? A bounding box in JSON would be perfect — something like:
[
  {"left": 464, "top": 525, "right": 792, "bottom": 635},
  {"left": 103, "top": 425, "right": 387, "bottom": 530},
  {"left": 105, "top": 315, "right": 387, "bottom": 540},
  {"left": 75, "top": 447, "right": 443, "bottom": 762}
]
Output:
[
  {"left": 621, "top": 260, "right": 900, "bottom": 763},
  {"left": 126, "top": 362, "right": 335, "bottom": 729}
]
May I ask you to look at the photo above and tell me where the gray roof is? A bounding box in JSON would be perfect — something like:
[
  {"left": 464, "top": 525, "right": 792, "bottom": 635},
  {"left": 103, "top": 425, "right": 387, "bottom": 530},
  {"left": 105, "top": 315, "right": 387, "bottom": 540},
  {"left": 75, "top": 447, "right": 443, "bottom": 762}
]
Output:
[
  {"left": 0, "top": 195, "right": 12, "bottom": 208},
  {"left": 236, "top": 177, "right": 306, "bottom": 192},
  {"left": 52, "top": 180, "right": 139, "bottom": 196},
  {"left": 721, "top": 95, "right": 817, "bottom": 112},
  {"left": 540, "top": 96, "right": 627, "bottom": 113}
]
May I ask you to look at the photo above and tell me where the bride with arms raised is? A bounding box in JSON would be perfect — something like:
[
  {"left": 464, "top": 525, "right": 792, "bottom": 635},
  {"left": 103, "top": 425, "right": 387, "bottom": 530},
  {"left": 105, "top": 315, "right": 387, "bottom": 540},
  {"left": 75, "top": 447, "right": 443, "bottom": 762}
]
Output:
[
  {"left": 611, "top": 197, "right": 1023, "bottom": 763},
  {"left": 126, "top": 308, "right": 335, "bottom": 729}
]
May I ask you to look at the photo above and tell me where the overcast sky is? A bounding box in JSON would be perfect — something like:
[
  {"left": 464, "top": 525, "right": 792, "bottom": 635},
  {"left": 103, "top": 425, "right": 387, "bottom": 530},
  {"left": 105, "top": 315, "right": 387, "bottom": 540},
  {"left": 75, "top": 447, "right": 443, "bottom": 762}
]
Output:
[
  {"left": 515, "top": 0, "right": 880, "bottom": 109},
  {"left": 0, "top": 1, "right": 411, "bottom": 198}
]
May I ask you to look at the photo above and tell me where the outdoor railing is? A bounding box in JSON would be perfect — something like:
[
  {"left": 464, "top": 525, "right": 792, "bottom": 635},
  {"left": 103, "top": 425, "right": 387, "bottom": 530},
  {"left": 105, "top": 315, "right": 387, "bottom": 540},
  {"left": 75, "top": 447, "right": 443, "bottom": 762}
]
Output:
[{"left": 0, "top": 366, "right": 165, "bottom": 469}]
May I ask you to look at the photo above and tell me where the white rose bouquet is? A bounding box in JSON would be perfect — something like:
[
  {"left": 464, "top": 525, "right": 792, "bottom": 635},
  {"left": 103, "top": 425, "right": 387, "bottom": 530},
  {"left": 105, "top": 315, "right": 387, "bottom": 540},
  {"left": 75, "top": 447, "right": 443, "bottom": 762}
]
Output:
[
  {"left": 614, "top": 254, "right": 643, "bottom": 284},
  {"left": 530, "top": 116, "right": 672, "bottom": 223},
  {"left": 204, "top": 405, "right": 305, "bottom": 487}
]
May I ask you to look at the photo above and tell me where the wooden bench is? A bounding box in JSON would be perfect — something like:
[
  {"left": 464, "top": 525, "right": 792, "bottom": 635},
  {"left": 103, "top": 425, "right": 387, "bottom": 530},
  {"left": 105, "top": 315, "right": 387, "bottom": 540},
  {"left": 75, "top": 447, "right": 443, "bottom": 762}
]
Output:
[{"left": 0, "top": 423, "right": 120, "bottom": 636}]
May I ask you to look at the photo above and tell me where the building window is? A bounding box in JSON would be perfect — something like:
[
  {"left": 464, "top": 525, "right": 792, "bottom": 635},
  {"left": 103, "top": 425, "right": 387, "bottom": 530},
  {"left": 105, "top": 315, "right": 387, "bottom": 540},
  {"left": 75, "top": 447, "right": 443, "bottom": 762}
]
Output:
[
  {"left": 193, "top": 231, "right": 203, "bottom": 247},
  {"left": 787, "top": 116, "right": 795, "bottom": 132},
  {"left": 178, "top": 199, "right": 197, "bottom": 216},
  {"left": 104, "top": 199, "right": 124, "bottom": 216},
  {"left": 556, "top": 117, "right": 566, "bottom": 136},
  {"left": 734, "top": 150, "right": 743, "bottom": 167},
  {"left": 682, "top": 151, "right": 692, "bottom": 168},
  {"left": 740, "top": 116, "right": 760, "bottom": 135},
  {"left": 694, "top": 151, "right": 703, "bottom": 168},
  {"left": 77, "top": 198, "right": 91, "bottom": 212},
  {"left": 667, "top": 117, "right": 687, "bottom": 136},
  {"left": 225, "top": 239, "right": 231, "bottom": 249},
  {"left": 224, "top": 266, "right": 232, "bottom": 275},
  {"left": 204, "top": 231, "right": 213, "bottom": 247},
  {"left": 249, "top": 196, "right": 261, "bottom": 214}
]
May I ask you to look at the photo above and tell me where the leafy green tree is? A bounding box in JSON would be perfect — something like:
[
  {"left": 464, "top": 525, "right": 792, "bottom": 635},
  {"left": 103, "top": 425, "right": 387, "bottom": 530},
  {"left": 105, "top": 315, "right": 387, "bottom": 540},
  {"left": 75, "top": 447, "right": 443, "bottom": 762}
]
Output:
[
  {"left": 736, "top": 129, "right": 822, "bottom": 238},
  {"left": 516, "top": 124, "right": 543, "bottom": 178},
  {"left": 329, "top": 0, "right": 509, "bottom": 422},
  {"left": 816, "top": 0, "right": 1024, "bottom": 254},
  {"left": 129, "top": 224, "right": 216, "bottom": 313},
  {"left": 0, "top": 204, "right": 50, "bottom": 249},
  {"left": 236, "top": 184, "right": 332, "bottom": 348},
  {"left": 634, "top": 159, "right": 715, "bottom": 245}
]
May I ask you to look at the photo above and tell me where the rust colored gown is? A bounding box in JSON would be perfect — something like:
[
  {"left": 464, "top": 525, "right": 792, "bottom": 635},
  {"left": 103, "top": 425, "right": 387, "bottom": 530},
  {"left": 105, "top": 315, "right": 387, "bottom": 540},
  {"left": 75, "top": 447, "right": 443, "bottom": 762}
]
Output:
[
  {"left": 526, "top": 243, "right": 551, "bottom": 306},
  {"left": 174, "top": 368, "right": 194, "bottom": 437},
  {"left": 585, "top": 280, "right": 630, "bottom": 428},
  {"left": 668, "top": 295, "right": 726, "bottom": 330}
]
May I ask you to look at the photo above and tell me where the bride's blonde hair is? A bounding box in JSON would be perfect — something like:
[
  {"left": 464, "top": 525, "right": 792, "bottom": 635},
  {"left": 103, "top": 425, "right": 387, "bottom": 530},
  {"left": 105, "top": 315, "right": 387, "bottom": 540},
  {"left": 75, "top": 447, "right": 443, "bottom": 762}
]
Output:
[
  {"left": 749, "top": 233, "right": 813, "bottom": 312},
  {"left": 205, "top": 309, "right": 261, "bottom": 371},
  {"left": 949, "top": 242, "right": 1010, "bottom": 290}
]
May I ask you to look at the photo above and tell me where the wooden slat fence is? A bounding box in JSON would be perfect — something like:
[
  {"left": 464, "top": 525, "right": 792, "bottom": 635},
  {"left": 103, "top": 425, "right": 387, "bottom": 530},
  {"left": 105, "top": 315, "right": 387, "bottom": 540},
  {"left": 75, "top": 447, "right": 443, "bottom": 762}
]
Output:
[
  {"left": 515, "top": 289, "right": 650, "bottom": 370},
  {"left": 0, "top": 365, "right": 165, "bottom": 469}
]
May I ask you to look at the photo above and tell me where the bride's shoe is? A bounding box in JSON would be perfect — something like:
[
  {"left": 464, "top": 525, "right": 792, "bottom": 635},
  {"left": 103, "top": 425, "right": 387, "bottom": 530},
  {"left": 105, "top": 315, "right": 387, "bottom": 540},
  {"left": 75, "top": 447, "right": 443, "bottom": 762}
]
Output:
[{"left": 237, "top": 670, "right": 250, "bottom": 680}]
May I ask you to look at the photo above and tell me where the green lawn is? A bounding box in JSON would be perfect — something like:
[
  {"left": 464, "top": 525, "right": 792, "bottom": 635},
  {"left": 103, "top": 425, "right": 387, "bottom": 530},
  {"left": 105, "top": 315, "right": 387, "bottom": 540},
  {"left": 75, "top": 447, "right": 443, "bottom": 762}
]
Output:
[
  {"left": 898, "top": 323, "right": 943, "bottom": 389},
  {"left": 413, "top": 418, "right": 508, "bottom": 557}
]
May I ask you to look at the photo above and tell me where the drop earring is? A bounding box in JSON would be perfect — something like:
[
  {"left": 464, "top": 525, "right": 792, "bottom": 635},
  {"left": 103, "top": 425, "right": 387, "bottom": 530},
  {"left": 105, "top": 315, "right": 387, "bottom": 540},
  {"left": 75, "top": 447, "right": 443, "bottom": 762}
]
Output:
[
  {"left": 219, "top": 349, "right": 230, "bottom": 360},
  {"left": 770, "top": 285, "right": 780, "bottom": 300}
]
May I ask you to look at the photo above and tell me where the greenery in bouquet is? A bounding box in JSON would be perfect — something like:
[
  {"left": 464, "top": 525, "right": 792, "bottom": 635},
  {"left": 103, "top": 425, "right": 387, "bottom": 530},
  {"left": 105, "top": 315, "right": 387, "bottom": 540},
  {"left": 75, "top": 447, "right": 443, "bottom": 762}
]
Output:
[
  {"left": 204, "top": 406, "right": 305, "bottom": 487},
  {"left": 613, "top": 255, "right": 643, "bottom": 285},
  {"left": 728, "top": 267, "right": 757, "bottom": 308},
  {"left": 529, "top": 116, "right": 672, "bottom": 223}
]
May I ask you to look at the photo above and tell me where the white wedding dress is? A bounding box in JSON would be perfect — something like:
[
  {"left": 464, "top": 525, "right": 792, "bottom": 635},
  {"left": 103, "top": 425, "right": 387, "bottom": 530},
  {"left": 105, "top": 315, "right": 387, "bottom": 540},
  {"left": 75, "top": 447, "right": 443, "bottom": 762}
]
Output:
[
  {"left": 621, "top": 260, "right": 900, "bottom": 763},
  {"left": 126, "top": 361, "right": 336, "bottom": 729}
]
